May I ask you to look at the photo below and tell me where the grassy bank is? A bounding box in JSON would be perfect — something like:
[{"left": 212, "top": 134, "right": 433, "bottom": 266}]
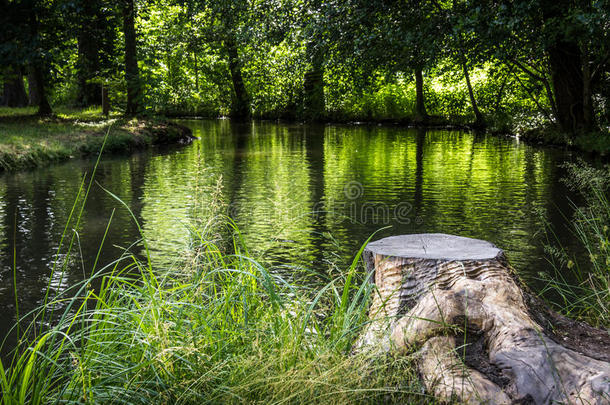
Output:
[
  {"left": 0, "top": 107, "right": 193, "bottom": 172},
  {"left": 4, "top": 196, "right": 606, "bottom": 404}
]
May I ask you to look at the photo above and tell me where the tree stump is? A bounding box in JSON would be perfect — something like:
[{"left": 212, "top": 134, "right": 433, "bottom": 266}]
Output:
[{"left": 358, "top": 234, "right": 610, "bottom": 404}]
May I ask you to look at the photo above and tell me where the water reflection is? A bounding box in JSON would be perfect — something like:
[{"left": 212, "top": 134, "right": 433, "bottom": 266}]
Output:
[{"left": 0, "top": 120, "right": 585, "bottom": 353}]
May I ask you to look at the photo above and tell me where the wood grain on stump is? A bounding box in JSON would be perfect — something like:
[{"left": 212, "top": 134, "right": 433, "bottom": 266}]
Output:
[{"left": 358, "top": 234, "right": 610, "bottom": 404}]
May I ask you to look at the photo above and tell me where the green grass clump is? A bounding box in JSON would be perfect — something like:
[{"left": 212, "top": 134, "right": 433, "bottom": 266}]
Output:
[
  {"left": 0, "top": 221, "right": 429, "bottom": 404},
  {"left": 542, "top": 161, "right": 610, "bottom": 329}
]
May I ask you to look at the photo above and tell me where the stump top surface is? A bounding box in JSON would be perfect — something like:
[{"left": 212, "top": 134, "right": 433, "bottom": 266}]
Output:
[{"left": 365, "top": 234, "right": 502, "bottom": 261}]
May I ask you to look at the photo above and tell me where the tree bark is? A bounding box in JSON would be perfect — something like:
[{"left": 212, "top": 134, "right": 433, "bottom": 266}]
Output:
[
  {"left": 463, "top": 63, "right": 485, "bottom": 128},
  {"left": 28, "top": 11, "right": 51, "bottom": 116},
  {"left": 32, "top": 64, "right": 52, "bottom": 115},
  {"left": 303, "top": 42, "right": 325, "bottom": 121},
  {"left": 226, "top": 37, "right": 250, "bottom": 121},
  {"left": 547, "top": 42, "right": 589, "bottom": 136},
  {"left": 193, "top": 51, "right": 199, "bottom": 92},
  {"left": 358, "top": 234, "right": 610, "bottom": 404},
  {"left": 1, "top": 68, "right": 28, "bottom": 107},
  {"left": 582, "top": 46, "right": 596, "bottom": 133},
  {"left": 102, "top": 85, "right": 109, "bottom": 116},
  {"left": 122, "top": 0, "right": 141, "bottom": 116},
  {"left": 414, "top": 68, "right": 428, "bottom": 123},
  {"left": 539, "top": 0, "right": 593, "bottom": 136},
  {"left": 27, "top": 67, "right": 40, "bottom": 107},
  {"left": 76, "top": 7, "right": 102, "bottom": 107}
]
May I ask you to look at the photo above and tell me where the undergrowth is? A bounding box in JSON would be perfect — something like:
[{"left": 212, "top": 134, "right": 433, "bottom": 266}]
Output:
[{"left": 0, "top": 222, "right": 430, "bottom": 404}]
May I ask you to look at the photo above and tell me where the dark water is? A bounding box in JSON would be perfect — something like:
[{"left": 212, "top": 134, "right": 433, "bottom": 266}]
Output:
[{"left": 0, "top": 120, "right": 588, "bottom": 351}]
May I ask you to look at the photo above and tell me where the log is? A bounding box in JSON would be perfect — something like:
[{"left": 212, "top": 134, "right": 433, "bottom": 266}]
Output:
[{"left": 358, "top": 234, "right": 610, "bottom": 404}]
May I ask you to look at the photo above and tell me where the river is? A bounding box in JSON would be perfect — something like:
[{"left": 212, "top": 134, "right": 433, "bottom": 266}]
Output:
[{"left": 0, "top": 119, "right": 591, "bottom": 353}]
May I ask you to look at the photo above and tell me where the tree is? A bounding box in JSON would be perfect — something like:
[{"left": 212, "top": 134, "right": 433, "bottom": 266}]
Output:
[
  {"left": 184, "top": 0, "right": 255, "bottom": 120},
  {"left": 0, "top": 0, "right": 54, "bottom": 115},
  {"left": 27, "top": 67, "right": 40, "bottom": 107},
  {"left": 71, "top": 0, "right": 118, "bottom": 107},
  {"left": 300, "top": 0, "right": 326, "bottom": 121},
  {"left": 27, "top": 3, "right": 53, "bottom": 115},
  {"left": 1, "top": 68, "right": 29, "bottom": 107},
  {"left": 226, "top": 35, "right": 250, "bottom": 120},
  {"left": 122, "top": 0, "right": 142, "bottom": 115},
  {"left": 443, "top": 0, "right": 488, "bottom": 128},
  {"left": 323, "top": 0, "right": 446, "bottom": 123},
  {"left": 469, "top": 0, "right": 609, "bottom": 135}
]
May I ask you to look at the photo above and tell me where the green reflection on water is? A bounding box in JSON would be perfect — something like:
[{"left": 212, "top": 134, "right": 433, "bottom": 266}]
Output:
[{"left": 0, "top": 120, "right": 583, "bottom": 352}]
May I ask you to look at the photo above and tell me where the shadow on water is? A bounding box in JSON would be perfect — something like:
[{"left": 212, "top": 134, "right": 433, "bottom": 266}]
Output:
[{"left": 0, "top": 119, "right": 594, "bottom": 357}]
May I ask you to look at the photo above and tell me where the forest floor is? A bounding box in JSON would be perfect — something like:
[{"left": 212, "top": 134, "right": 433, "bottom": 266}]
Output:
[{"left": 0, "top": 106, "right": 194, "bottom": 172}]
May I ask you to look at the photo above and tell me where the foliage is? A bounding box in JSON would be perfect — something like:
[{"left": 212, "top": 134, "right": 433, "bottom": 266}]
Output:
[{"left": 0, "top": 0, "right": 608, "bottom": 139}]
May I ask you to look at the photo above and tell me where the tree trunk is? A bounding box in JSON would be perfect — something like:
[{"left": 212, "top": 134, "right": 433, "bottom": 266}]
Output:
[
  {"left": 33, "top": 64, "right": 52, "bottom": 116},
  {"left": 547, "top": 42, "right": 589, "bottom": 136},
  {"left": 27, "top": 67, "right": 40, "bottom": 107},
  {"left": 540, "top": 0, "right": 591, "bottom": 136},
  {"left": 28, "top": 11, "right": 52, "bottom": 116},
  {"left": 122, "top": 0, "right": 141, "bottom": 116},
  {"left": 226, "top": 37, "right": 250, "bottom": 121},
  {"left": 582, "top": 46, "right": 596, "bottom": 133},
  {"left": 358, "top": 234, "right": 610, "bottom": 404},
  {"left": 102, "top": 85, "right": 109, "bottom": 116},
  {"left": 193, "top": 51, "right": 199, "bottom": 92},
  {"left": 76, "top": 16, "right": 102, "bottom": 106},
  {"left": 414, "top": 68, "right": 428, "bottom": 123},
  {"left": 494, "top": 66, "right": 513, "bottom": 112},
  {"left": 303, "top": 43, "right": 325, "bottom": 121},
  {"left": 463, "top": 63, "right": 485, "bottom": 128},
  {"left": 1, "top": 68, "right": 28, "bottom": 107}
]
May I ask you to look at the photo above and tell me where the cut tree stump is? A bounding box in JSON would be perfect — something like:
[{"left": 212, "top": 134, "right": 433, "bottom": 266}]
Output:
[{"left": 358, "top": 234, "right": 610, "bottom": 404}]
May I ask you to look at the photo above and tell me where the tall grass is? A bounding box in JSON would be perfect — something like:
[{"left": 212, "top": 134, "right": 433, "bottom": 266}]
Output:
[
  {"left": 0, "top": 219, "right": 430, "bottom": 404},
  {"left": 0, "top": 131, "right": 429, "bottom": 403},
  {"left": 542, "top": 161, "right": 610, "bottom": 328}
]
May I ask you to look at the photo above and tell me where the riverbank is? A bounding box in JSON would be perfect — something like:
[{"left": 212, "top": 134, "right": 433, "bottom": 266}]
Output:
[
  {"left": 0, "top": 107, "right": 194, "bottom": 172},
  {"left": 519, "top": 126, "right": 610, "bottom": 155},
  {"left": 0, "top": 221, "right": 430, "bottom": 404},
  {"left": 3, "top": 213, "right": 607, "bottom": 403}
]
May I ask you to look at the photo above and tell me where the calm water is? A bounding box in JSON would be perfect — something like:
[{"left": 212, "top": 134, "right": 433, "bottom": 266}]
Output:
[{"left": 0, "top": 120, "right": 589, "bottom": 351}]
